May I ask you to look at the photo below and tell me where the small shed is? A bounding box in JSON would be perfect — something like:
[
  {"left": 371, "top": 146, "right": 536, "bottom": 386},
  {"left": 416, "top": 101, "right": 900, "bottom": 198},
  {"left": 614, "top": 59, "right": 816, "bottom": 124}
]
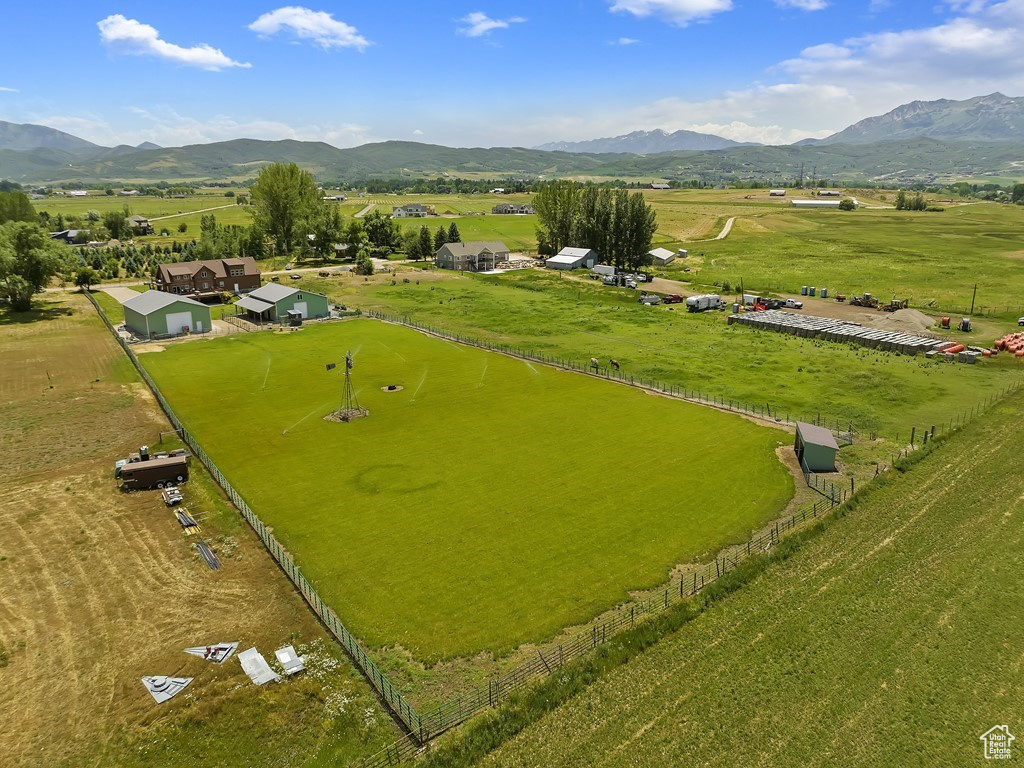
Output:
[
  {"left": 546, "top": 247, "right": 598, "bottom": 270},
  {"left": 648, "top": 247, "right": 676, "bottom": 266},
  {"left": 794, "top": 422, "right": 839, "bottom": 472},
  {"left": 123, "top": 290, "right": 211, "bottom": 339}
]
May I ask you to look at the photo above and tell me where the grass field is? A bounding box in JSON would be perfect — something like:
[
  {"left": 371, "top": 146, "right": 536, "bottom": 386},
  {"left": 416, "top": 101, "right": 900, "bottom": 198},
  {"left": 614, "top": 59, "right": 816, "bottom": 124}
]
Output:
[
  {"left": 140, "top": 319, "right": 794, "bottom": 662},
  {"left": 480, "top": 388, "right": 1024, "bottom": 768},
  {"left": 310, "top": 269, "right": 1023, "bottom": 442},
  {"left": 0, "top": 295, "right": 397, "bottom": 767},
  {"left": 667, "top": 201, "right": 1024, "bottom": 314}
]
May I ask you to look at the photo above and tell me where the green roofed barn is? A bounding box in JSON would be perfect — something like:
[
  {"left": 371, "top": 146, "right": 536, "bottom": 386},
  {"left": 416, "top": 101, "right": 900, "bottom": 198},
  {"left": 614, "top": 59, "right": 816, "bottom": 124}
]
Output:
[
  {"left": 235, "top": 283, "right": 330, "bottom": 324},
  {"left": 123, "top": 290, "right": 212, "bottom": 339}
]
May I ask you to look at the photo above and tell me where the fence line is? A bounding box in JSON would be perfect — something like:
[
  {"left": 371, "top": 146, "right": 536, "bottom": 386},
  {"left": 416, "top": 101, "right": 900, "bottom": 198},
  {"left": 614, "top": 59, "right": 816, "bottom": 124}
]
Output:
[
  {"left": 85, "top": 292, "right": 425, "bottom": 741},
  {"left": 366, "top": 310, "right": 856, "bottom": 441},
  {"left": 83, "top": 293, "right": 1024, "bottom": 767}
]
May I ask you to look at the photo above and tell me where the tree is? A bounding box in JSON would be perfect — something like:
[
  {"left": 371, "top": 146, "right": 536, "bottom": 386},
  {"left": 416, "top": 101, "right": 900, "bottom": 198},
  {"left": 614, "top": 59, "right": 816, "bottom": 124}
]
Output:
[
  {"left": 418, "top": 225, "right": 433, "bottom": 261},
  {"left": 1012, "top": 183, "right": 1024, "bottom": 205},
  {"left": 362, "top": 210, "right": 401, "bottom": 251},
  {"left": 447, "top": 221, "right": 461, "bottom": 243},
  {"left": 401, "top": 228, "right": 421, "bottom": 260},
  {"left": 838, "top": 199, "right": 856, "bottom": 211},
  {"left": 0, "top": 221, "right": 67, "bottom": 311},
  {"left": 178, "top": 222, "right": 188, "bottom": 233},
  {"left": 74, "top": 266, "right": 99, "bottom": 291},
  {"left": 249, "top": 162, "right": 322, "bottom": 254},
  {"left": 353, "top": 251, "right": 374, "bottom": 275},
  {"left": 307, "top": 203, "right": 344, "bottom": 261},
  {"left": 85, "top": 209, "right": 101, "bottom": 222},
  {"left": 103, "top": 209, "right": 128, "bottom": 240},
  {"left": 0, "top": 190, "right": 37, "bottom": 225},
  {"left": 433, "top": 225, "right": 448, "bottom": 252}
]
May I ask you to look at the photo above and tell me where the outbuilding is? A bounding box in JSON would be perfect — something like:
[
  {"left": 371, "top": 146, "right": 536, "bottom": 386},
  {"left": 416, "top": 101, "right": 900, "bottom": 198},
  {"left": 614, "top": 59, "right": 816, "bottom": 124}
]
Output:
[
  {"left": 648, "top": 247, "right": 676, "bottom": 266},
  {"left": 123, "top": 290, "right": 212, "bottom": 339},
  {"left": 237, "top": 283, "right": 329, "bottom": 323},
  {"left": 545, "top": 247, "right": 598, "bottom": 270},
  {"left": 794, "top": 421, "right": 839, "bottom": 472}
]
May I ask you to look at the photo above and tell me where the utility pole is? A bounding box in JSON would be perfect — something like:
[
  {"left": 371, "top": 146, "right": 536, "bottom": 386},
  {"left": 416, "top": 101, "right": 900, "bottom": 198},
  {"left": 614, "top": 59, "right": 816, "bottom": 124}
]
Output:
[
  {"left": 798, "top": 163, "right": 804, "bottom": 189},
  {"left": 970, "top": 283, "right": 978, "bottom": 315}
]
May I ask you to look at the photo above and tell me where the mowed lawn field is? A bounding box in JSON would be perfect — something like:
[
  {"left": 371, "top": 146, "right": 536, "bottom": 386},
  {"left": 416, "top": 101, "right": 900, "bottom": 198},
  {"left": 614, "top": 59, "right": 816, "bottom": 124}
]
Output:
[
  {"left": 480, "top": 390, "right": 1024, "bottom": 768},
  {"left": 141, "top": 319, "right": 794, "bottom": 662}
]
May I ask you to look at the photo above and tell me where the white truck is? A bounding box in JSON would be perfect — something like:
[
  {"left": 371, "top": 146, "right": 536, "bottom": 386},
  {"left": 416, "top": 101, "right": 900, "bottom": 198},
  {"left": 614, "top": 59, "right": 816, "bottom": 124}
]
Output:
[{"left": 685, "top": 294, "right": 724, "bottom": 313}]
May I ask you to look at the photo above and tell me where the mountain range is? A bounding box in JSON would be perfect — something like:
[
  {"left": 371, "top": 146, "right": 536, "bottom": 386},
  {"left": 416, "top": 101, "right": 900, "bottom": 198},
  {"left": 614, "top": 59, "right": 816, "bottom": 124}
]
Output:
[
  {"left": 535, "top": 129, "right": 750, "bottom": 154},
  {"left": 1, "top": 94, "right": 1022, "bottom": 184}
]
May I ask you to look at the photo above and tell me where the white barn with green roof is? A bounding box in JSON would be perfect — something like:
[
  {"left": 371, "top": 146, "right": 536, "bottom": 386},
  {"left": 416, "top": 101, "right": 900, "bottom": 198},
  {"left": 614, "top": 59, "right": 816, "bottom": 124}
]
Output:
[{"left": 123, "top": 290, "right": 212, "bottom": 339}]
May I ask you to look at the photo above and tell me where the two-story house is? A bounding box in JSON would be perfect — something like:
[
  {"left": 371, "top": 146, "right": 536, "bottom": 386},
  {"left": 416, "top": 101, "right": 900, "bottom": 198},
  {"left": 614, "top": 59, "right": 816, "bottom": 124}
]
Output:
[{"left": 154, "top": 257, "right": 261, "bottom": 300}]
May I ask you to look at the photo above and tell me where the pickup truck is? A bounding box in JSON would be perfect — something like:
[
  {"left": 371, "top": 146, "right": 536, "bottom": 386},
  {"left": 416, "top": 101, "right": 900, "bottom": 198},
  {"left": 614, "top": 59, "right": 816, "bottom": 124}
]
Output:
[
  {"left": 783, "top": 298, "right": 804, "bottom": 309},
  {"left": 662, "top": 294, "right": 684, "bottom": 304}
]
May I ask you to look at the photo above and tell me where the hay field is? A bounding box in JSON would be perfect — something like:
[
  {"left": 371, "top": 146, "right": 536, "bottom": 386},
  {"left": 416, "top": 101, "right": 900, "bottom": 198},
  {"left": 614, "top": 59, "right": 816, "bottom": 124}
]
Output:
[
  {"left": 0, "top": 295, "right": 396, "bottom": 767},
  {"left": 140, "top": 319, "right": 794, "bottom": 662}
]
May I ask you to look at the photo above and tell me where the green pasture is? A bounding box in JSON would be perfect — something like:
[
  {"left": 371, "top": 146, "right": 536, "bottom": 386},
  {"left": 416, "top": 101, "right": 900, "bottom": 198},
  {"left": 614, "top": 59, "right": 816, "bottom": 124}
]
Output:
[
  {"left": 484, "top": 387, "right": 1024, "bottom": 768},
  {"left": 668, "top": 202, "right": 1024, "bottom": 314},
  {"left": 141, "top": 319, "right": 794, "bottom": 662},
  {"left": 396, "top": 214, "right": 539, "bottom": 252},
  {"left": 35, "top": 191, "right": 246, "bottom": 219},
  {"left": 316, "top": 270, "right": 1023, "bottom": 440}
]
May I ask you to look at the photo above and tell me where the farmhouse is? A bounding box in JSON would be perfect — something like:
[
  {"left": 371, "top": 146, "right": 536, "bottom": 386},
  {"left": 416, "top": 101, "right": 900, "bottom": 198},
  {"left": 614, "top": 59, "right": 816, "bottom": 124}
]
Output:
[
  {"left": 123, "top": 290, "right": 212, "bottom": 339},
  {"left": 235, "top": 283, "right": 330, "bottom": 323},
  {"left": 492, "top": 203, "right": 534, "bottom": 215},
  {"left": 391, "top": 203, "right": 432, "bottom": 218},
  {"left": 127, "top": 215, "right": 154, "bottom": 235},
  {"left": 435, "top": 241, "right": 510, "bottom": 272},
  {"left": 155, "top": 257, "right": 261, "bottom": 299},
  {"left": 546, "top": 247, "right": 598, "bottom": 270},
  {"left": 648, "top": 247, "right": 676, "bottom": 266},
  {"left": 794, "top": 421, "right": 839, "bottom": 473}
]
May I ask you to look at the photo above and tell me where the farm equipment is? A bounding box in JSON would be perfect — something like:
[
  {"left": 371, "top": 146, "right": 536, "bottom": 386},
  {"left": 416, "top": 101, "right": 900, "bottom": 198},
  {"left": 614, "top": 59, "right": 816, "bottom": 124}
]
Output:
[
  {"left": 639, "top": 292, "right": 661, "bottom": 305},
  {"left": 959, "top": 317, "right": 972, "bottom": 332},
  {"left": 834, "top": 294, "right": 846, "bottom": 302},
  {"left": 161, "top": 485, "right": 184, "bottom": 506},
  {"left": 850, "top": 293, "right": 879, "bottom": 309},
  {"left": 881, "top": 298, "right": 910, "bottom": 312}
]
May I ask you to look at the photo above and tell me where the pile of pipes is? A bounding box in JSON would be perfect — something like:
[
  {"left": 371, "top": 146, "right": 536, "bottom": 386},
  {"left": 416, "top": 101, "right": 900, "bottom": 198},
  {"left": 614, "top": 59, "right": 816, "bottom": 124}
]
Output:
[{"left": 728, "top": 310, "right": 994, "bottom": 363}]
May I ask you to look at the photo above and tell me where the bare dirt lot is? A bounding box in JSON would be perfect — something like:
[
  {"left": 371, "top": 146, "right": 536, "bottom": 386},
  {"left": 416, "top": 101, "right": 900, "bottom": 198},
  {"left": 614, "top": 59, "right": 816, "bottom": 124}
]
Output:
[{"left": 0, "top": 294, "right": 394, "bottom": 767}]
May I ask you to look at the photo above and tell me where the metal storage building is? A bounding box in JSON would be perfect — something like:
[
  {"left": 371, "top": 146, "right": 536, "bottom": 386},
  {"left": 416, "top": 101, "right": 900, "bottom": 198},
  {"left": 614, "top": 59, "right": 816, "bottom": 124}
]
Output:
[
  {"left": 545, "top": 247, "right": 598, "bottom": 270},
  {"left": 237, "top": 283, "right": 329, "bottom": 323},
  {"left": 648, "top": 247, "right": 676, "bottom": 265},
  {"left": 794, "top": 422, "right": 839, "bottom": 472},
  {"left": 123, "top": 290, "right": 212, "bottom": 339}
]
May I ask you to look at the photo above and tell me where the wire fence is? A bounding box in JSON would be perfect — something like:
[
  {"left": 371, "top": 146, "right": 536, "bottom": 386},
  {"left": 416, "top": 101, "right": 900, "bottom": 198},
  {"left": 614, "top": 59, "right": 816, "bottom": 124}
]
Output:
[
  {"left": 365, "top": 310, "right": 856, "bottom": 442},
  {"left": 85, "top": 292, "right": 426, "bottom": 740}
]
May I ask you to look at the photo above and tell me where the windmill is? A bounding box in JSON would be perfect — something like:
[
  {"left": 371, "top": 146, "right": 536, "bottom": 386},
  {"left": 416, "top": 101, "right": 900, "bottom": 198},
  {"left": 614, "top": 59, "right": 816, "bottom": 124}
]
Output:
[{"left": 327, "top": 350, "right": 369, "bottom": 422}]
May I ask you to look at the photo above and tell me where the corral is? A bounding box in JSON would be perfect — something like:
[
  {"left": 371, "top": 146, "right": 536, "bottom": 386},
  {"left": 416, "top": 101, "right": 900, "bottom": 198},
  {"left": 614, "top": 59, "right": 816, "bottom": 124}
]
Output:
[{"left": 140, "top": 318, "right": 795, "bottom": 662}]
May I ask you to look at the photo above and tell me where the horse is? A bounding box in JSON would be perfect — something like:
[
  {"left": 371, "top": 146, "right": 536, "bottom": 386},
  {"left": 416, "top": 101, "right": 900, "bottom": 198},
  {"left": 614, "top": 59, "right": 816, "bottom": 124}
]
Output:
[
  {"left": 590, "top": 357, "right": 600, "bottom": 370},
  {"left": 610, "top": 359, "right": 620, "bottom": 370}
]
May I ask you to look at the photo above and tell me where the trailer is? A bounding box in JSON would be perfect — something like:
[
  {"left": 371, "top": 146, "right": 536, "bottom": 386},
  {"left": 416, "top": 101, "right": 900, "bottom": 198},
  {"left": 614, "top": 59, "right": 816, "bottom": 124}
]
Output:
[
  {"left": 118, "top": 455, "right": 190, "bottom": 490},
  {"left": 592, "top": 264, "right": 616, "bottom": 277},
  {"left": 685, "top": 294, "right": 724, "bottom": 313}
]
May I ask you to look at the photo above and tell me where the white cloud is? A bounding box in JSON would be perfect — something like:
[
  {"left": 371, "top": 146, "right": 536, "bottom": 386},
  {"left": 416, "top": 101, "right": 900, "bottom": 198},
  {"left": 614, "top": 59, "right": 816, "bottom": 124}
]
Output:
[
  {"left": 457, "top": 11, "right": 526, "bottom": 37},
  {"left": 613, "top": 37, "right": 641, "bottom": 45},
  {"left": 0, "top": 86, "right": 17, "bottom": 93},
  {"left": 248, "top": 6, "right": 370, "bottom": 51},
  {"left": 775, "top": 0, "right": 828, "bottom": 10},
  {"left": 413, "top": 129, "right": 424, "bottom": 135},
  {"left": 97, "top": 14, "right": 250, "bottom": 70},
  {"left": 609, "top": 0, "right": 733, "bottom": 27}
]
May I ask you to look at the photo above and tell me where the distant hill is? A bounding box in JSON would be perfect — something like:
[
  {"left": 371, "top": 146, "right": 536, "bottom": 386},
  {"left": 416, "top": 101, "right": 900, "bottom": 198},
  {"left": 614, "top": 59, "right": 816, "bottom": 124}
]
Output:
[
  {"left": 136, "top": 141, "right": 161, "bottom": 150},
  {"left": 0, "top": 119, "right": 100, "bottom": 151},
  {"left": 536, "top": 129, "right": 748, "bottom": 153},
  {"left": 811, "top": 93, "right": 1024, "bottom": 145}
]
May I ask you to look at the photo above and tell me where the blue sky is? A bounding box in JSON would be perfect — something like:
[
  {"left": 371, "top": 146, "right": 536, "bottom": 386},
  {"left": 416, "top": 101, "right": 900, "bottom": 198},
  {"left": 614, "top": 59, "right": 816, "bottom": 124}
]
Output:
[{"left": 1, "top": 1, "right": 1023, "bottom": 148}]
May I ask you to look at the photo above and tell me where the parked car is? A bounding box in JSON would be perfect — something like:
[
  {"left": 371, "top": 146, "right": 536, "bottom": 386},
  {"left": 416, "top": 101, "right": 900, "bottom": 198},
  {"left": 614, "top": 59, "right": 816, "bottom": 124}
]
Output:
[
  {"left": 1018, "top": 317, "right": 1024, "bottom": 326},
  {"left": 290, "top": 273, "right": 302, "bottom": 280},
  {"left": 783, "top": 298, "right": 804, "bottom": 309},
  {"left": 319, "top": 271, "right": 331, "bottom": 277},
  {"left": 663, "top": 294, "right": 685, "bottom": 304},
  {"left": 285, "top": 264, "right": 293, "bottom": 270}
]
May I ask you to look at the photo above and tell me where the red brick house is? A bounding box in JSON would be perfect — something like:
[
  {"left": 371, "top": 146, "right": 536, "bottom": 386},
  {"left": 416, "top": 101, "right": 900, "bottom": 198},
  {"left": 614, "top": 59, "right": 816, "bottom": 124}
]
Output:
[{"left": 154, "top": 257, "right": 261, "bottom": 300}]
